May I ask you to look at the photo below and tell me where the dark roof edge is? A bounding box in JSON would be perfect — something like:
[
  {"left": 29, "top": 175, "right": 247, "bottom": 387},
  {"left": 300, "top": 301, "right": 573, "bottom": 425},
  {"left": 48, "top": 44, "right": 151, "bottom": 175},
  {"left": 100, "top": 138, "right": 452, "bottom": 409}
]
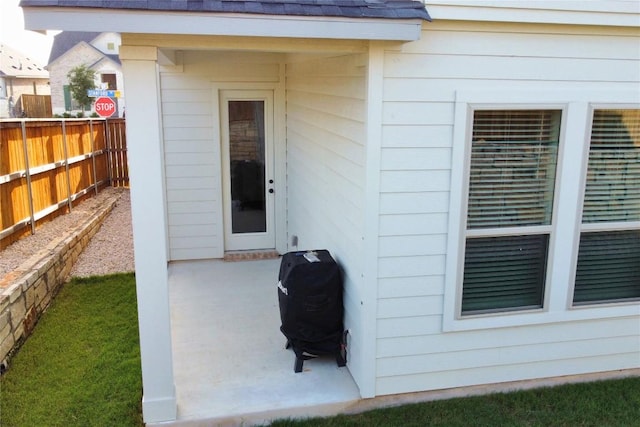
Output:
[{"left": 19, "top": 1, "right": 431, "bottom": 22}]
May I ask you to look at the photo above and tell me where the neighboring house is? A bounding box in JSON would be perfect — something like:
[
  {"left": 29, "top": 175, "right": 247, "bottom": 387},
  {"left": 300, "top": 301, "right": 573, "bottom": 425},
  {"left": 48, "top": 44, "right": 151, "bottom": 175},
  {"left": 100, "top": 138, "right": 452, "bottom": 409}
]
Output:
[
  {"left": 47, "top": 31, "right": 124, "bottom": 116},
  {"left": 22, "top": 0, "right": 640, "bottom": 424},
  {"left": 0, "top": 43, "right": 49, "bottom": 118}
]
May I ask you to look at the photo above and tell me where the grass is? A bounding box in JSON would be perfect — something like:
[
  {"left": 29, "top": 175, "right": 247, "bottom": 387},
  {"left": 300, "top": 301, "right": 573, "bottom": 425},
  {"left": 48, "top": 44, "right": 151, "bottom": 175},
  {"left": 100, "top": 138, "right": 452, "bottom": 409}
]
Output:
[
  {"left": 1, "top": 273, "right": 638, "bottom": 427},
  {"left": 271, "top": 377, "right": 640, "bottom": 427},
  {"left": 0, "top": 273, "right": 142, "bottom": 427}
]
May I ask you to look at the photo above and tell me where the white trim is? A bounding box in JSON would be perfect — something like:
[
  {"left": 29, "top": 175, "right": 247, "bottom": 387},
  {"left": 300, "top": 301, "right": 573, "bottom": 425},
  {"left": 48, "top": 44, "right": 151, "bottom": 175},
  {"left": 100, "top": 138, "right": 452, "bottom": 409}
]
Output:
[
  {"left": 548, "top": 102, "right": 589, "bottom": 312},
  {"left": 210, "top": 87, "right": 225, "bottom": 258},
  {"left": 426, "top": 0, "right": 640, "bottom": 27},
  {"left": 275, "top": 63, "right": 287, "bottom": 255},
  {"left": 141, "top": 392, "right": 177, "bottom": 425},
  {"left": 581, "top": 222, "right": 640, "bottom": 232},
  {"left": 567, "top": 104, "right": 640, "bottom": 309},
  {"left": 444, "top": 304, "right": 640, "bottom": 332},
  {"left": 466, "top": 225, "right": 554, "bottom": 238},
  {"left": 444, "top": 88, "right": 640, "bottom": 332},
  {"left": 212, "top": 82, "right": 287, "bottom": 254},
  {"left": 121, "top": 55, "right": 176, "bottom": 422},
  {"left": 361, "top": 42, "right": 385, "bottom": 399},
  {"left": 119, "top": 45, "right": 159, "bottom": 61},
  {"left": 220, "top": 89, "right": 276, "bottom": 251},
  {"left": 22, "top": 8, "right": 424, "bottom": 41}
]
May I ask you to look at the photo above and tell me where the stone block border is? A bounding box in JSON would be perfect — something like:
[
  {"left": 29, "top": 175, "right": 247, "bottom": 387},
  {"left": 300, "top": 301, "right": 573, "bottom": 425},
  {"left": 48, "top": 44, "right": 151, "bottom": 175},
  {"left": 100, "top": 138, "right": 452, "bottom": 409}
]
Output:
[{"left": 0, "top": 193, "right": 120, "bottom": 373}]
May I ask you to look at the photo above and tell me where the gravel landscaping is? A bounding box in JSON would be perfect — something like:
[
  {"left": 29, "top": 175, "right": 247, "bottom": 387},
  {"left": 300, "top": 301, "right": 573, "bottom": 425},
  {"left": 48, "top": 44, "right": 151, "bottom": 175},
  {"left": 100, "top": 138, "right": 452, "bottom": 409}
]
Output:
[{"left": 0, "top": 187, "right": 134, "bottom": 280}]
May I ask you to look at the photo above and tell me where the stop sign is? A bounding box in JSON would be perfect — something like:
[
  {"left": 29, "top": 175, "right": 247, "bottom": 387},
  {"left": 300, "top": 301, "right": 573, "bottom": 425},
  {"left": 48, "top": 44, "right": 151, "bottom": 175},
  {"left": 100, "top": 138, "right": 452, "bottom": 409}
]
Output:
[{"left": 94, "top": 96, "right": 116, "bottom": 117}]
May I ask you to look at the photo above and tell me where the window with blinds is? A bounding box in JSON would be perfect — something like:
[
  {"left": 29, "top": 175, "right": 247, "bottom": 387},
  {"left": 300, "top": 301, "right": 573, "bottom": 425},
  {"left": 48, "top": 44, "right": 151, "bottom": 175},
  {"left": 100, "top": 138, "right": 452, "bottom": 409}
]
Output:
[
  {"left": 462, "top": 110, "right": 561, "bottom": 315},
  {"left": 574, "top": 109, "right": 640, "bottom": 305},
  {"left": 467, "top": 110, "right": 560, "bottom": 229}
]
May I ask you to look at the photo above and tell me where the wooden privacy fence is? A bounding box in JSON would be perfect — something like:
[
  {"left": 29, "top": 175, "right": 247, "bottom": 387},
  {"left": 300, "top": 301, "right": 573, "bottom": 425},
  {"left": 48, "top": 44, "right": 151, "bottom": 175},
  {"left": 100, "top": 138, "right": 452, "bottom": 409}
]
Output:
[
  {"left": 20, "top": 94, "right": 53, "bottom": 118},
  {"left": 0, "top": 118, "right": 128, "bottom": 249}
]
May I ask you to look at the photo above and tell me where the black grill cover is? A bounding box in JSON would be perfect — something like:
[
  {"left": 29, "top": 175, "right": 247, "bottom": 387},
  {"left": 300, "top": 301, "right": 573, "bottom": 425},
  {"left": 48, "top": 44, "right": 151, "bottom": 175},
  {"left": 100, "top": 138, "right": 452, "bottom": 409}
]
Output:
[{"left": 278, "top": 250, "right": 344, "bottom": 357}]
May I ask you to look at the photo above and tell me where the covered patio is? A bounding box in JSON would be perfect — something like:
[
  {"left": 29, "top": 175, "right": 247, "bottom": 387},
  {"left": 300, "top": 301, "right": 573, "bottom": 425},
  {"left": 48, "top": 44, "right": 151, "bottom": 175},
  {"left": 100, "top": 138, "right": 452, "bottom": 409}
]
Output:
[{"left": 167, "top": 258, "right": 361, "bottom": 425}]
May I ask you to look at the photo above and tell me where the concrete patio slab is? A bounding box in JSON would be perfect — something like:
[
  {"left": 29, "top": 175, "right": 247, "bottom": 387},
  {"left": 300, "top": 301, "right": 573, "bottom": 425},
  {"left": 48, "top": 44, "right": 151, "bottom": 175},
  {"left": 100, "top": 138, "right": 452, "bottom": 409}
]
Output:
[{"left": 166, "top": 258, "right": 361, "bottom": 426}]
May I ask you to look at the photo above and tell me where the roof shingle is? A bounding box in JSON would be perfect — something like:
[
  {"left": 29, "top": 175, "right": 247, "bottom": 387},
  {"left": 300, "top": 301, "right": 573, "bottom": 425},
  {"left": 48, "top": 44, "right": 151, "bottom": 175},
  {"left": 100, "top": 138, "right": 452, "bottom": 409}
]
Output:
[
  {"left": 48, "top": 31, "right": 101, "bottom": 64},
  {"left": 20, "top": 0, "right": 431, "bottom": 20}
]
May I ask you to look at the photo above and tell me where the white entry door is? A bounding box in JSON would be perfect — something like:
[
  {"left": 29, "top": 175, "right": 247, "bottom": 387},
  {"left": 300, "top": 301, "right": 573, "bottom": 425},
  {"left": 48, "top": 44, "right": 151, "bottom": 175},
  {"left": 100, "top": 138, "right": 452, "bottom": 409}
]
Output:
[{"left": 220, "top": 90, "right": 275, "bottom": 251}]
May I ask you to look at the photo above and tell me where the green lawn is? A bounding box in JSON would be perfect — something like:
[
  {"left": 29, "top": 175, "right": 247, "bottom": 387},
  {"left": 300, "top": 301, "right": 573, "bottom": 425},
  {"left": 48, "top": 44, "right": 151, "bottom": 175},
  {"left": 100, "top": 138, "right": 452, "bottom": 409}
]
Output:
[
  {"left": 0, "top": 273, "right": 143, "bottom": 427},
  {"left": 1, "top": 273, "right": 638, "bottom": 427},
  {"left": 271, "top": 376, "right": 640, "bottom": 426}
]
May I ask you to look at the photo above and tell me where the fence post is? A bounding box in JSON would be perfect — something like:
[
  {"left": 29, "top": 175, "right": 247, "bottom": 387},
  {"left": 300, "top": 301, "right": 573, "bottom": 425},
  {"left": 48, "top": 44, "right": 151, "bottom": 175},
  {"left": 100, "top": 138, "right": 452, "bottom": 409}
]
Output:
[
  {"left": 119, "top": 121, "right": 126, "bottom": 187},
  {"left": 21, "top": 120, "right": 36, "bottom": 235},
  {"left": 89, "top": 119, "right": 98, "bottom": 195},
  {"left": 105, "top": 119, "right": 113, "bottom": 186},
  {"left": 61, "top": 120, "right": 73, "bottom": 212}
]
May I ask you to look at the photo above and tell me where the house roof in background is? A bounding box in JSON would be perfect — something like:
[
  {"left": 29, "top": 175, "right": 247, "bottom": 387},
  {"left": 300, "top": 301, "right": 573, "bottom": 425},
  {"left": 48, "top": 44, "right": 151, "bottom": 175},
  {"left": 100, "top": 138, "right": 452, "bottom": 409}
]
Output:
[
  {"left": 48, "top": 31, "right": 101, "bottom": 65},
  {"left": 104, "top": 54, "right": 121, "bottom": 65},
  {"left": 87, "top": 53, "right": 122, "bottom": 69},
  {"left": 20, "top": 0, "right": 431, "bottom": 21},
  {"left": 0, "top": 44, "right": 48, "bottom": 78}
]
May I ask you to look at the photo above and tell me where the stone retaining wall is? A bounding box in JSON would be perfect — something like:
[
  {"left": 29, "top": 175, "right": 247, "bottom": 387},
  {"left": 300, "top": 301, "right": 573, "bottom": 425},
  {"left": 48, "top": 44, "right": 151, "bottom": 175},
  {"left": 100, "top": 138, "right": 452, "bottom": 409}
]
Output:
[{"left": 0, "top": 194, "right": 119, "bottom": 372}]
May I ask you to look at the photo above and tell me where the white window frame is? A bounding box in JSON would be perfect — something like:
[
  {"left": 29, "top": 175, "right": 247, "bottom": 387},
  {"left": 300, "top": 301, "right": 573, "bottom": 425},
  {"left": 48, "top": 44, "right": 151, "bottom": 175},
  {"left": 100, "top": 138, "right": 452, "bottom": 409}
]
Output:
[
  {"left": 569, "top": 105, "right": 640, "bottom": 306},
  {"left": 444, "top": 89, "right": 640, "bottom": 332}
]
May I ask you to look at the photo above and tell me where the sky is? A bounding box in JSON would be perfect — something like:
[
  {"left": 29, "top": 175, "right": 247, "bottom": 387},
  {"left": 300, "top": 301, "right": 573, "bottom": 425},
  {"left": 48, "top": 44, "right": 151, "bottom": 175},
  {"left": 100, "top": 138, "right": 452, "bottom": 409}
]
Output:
[{"left": 0, "top": 0, "right": 55, "bottom": 64}]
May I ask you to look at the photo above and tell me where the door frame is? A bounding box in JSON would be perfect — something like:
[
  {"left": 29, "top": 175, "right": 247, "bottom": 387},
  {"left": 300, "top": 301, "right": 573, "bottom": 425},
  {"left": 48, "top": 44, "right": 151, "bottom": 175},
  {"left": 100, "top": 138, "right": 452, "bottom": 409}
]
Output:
[
  {"left": 220, "top": 89, "right": 275, "bottom": 250},
  {"left": 213, "top": 82, "right": 287, "bottom": 254}
]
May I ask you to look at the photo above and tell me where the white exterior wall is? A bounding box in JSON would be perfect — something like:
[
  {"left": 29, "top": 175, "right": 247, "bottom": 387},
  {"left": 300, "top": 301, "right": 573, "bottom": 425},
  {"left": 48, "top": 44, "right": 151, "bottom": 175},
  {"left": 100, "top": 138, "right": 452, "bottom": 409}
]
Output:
[
  {"left": 90, "top": 32, "right": 121, "bottom": 55},
  {"left": 160, "top": 51, "right": 282, "bottom": 260},
  {"left": 285, "top": 53, "right": 370, "bottom": 390},
  {"left": 375, "top": 21, "right": 640, "bottom": 395}
]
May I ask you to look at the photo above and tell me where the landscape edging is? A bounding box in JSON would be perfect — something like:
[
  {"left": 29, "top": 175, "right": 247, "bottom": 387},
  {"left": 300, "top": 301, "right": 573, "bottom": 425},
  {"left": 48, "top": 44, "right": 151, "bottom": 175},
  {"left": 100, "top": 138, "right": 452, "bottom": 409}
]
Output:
[{"left": 0, "top": 193, "right": 120, "bottom": 373}]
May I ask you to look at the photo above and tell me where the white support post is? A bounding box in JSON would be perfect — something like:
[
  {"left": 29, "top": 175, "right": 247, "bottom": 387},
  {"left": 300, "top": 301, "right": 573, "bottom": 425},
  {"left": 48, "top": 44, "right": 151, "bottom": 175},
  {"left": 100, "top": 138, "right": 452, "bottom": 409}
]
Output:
[
  {"left": 360, "top": 42, "right": 385, "bottom": 399},
  {"left": 120, "top": 47, "right": 177, "bottom": 423}
]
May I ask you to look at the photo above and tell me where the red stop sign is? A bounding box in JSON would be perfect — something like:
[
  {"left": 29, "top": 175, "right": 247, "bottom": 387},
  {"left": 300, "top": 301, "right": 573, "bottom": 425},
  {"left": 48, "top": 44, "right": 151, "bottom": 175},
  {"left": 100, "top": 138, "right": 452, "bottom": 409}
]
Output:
[{"left": 94, "top": 96, "right": 116, "bottom": 117}]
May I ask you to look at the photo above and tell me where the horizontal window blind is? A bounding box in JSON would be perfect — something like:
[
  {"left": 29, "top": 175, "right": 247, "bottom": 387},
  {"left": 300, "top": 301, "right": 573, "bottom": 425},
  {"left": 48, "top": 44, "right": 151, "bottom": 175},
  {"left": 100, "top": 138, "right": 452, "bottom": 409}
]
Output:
[
  {"left": 462, "top": 234, "right": 548, "bottom": 314},
  {"left": 583, "top": 109, "right": 640, "bottom": 223},
  {"left": 468, "top": 110, "right": 560, "bottom": 228},
  {"left": 574, "top": 109, "right": 640, "bottom": 306},
  {"left": 574, "top": 230, "right": 640, "bottom": 304}
]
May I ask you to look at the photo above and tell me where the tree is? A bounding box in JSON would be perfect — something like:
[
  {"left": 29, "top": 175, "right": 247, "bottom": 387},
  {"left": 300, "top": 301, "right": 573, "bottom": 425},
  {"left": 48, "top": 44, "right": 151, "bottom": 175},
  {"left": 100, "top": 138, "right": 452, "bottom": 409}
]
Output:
[{"left": 67, "top": 65, "right": 96, "bottom": 111}]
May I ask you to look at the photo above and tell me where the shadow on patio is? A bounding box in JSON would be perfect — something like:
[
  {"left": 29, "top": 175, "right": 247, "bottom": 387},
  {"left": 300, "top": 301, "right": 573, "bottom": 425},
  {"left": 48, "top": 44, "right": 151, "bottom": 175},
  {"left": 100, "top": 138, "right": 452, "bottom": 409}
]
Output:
[{"left": 168, "top": 258, "right": 361, "bottom": 425}]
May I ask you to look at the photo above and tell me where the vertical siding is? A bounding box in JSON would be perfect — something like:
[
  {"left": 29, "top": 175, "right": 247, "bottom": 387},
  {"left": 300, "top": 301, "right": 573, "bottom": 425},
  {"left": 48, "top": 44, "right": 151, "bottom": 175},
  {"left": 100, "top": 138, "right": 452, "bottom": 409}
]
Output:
[
  {"left": 285, "top": 53, "right": 368, "bottom": 387},
  {"left": 376, "top": 22, "right": 640, "bottom": 395},
  {"left": 161, "top": 51, "right": 282, "bottom": 260}
]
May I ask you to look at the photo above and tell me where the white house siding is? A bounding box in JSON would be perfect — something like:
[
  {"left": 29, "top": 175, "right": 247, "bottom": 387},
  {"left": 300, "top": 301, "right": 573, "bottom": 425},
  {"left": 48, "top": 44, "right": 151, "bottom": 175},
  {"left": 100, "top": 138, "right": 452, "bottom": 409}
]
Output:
[
  {"left": 375, "top": 21, "right": 640, "bottom": 395},
  {"left": 161, "top": 51, "right": 282, "bottom": 260},
  {"left": 90, "top": 32, "right": 121, "bottom": 57},
  {"left": 285, "top": 53, "right": 369, "bottom": 388}
]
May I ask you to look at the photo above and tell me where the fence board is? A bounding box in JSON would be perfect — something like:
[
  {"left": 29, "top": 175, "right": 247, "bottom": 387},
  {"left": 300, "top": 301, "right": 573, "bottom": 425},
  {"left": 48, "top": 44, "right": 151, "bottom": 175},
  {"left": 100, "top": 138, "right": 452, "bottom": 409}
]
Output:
[
  {"left": 106, "top": 119, "right": 129, "bottom": 187},
  {"left": 0, "top": 118, "right": 128, "bottom": 249},
  {"left": 0, "top": 124, "right": 25, "bottom": 174},
  {"left": 20, "top": 94, "right": 52, "bottom": 118}
]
